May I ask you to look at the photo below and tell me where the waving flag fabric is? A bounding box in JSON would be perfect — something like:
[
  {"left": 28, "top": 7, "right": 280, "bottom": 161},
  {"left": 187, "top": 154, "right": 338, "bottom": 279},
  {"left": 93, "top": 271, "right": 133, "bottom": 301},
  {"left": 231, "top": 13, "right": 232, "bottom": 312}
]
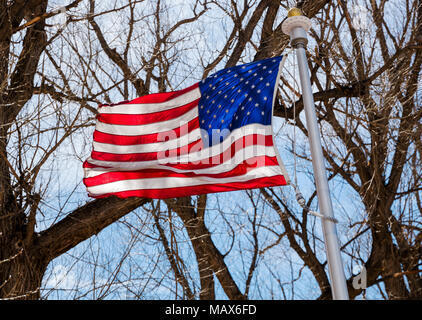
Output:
[{"left": 83, "top": 56, "right": 289, "bottom": 199}]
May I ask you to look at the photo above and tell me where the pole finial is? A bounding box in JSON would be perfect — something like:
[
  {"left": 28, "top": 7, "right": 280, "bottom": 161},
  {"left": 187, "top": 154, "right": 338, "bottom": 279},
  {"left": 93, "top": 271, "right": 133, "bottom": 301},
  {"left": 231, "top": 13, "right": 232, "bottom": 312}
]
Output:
[
  {"left": 287, "top": 7, "right": 302, "bottom": 17},
  {"left": 282, "top": 8, "right": 311, "bottom": 45}
]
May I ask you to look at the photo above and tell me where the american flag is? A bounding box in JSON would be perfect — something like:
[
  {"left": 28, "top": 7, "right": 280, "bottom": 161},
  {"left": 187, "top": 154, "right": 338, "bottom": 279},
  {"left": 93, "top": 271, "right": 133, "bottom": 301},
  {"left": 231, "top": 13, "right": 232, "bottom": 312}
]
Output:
[{"left": 83, "top": 56, "right": 289, "bottom": 199}]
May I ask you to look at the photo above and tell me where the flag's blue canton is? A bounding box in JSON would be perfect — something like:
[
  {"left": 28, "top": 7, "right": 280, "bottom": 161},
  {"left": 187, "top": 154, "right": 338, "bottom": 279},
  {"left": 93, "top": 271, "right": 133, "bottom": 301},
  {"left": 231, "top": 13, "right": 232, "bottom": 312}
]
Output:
[{"left": 198, "top": 56, "right": 282, "bottom": 147}]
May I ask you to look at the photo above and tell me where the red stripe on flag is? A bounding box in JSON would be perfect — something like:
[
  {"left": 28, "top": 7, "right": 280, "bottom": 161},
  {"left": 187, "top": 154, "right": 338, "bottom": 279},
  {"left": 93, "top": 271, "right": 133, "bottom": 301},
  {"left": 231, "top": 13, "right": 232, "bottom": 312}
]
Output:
[
  {"left": 88, "top": 175, "right": 287, "bottom": 199},
  {"left": 97, "top": 99, "right": 199, "bottom": 125},
  {"left": 99, "top": 83, "right": 200, "bottom": 108},
  {"left": 83, "top": 161, "right": 107, "bottom": 169}
]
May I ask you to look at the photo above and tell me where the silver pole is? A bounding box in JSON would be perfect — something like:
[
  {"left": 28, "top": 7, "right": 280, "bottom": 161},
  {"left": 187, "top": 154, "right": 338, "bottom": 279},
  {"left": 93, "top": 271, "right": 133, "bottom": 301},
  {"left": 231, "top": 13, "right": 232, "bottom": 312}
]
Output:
[{"left": 282, "top": 9, "right": 349, "bottom": 300}]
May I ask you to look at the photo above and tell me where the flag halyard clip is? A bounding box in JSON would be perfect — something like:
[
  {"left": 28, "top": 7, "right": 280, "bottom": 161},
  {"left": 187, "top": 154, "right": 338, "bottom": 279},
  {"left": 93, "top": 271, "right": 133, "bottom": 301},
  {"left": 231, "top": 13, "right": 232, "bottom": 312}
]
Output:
[{"left": 291, "top": 183, "right": 338, "bottom": 223}]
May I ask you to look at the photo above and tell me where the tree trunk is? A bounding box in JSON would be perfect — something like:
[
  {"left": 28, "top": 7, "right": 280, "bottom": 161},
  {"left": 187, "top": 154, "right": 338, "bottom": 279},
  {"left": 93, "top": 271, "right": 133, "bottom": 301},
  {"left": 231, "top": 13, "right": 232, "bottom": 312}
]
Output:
[
  {"left": 0, "top": 240, "right": 47, "bottom": 299},
  {"left": 165, "top": 197, "right": 245, "bottom": 300}
]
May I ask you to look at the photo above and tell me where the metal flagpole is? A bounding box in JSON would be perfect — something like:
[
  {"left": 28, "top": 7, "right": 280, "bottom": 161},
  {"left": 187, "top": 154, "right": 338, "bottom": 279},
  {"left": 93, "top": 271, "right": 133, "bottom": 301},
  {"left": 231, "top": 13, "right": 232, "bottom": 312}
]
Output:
[{"left": 281, "top": 8, "right": 349, "bottom": 300}]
